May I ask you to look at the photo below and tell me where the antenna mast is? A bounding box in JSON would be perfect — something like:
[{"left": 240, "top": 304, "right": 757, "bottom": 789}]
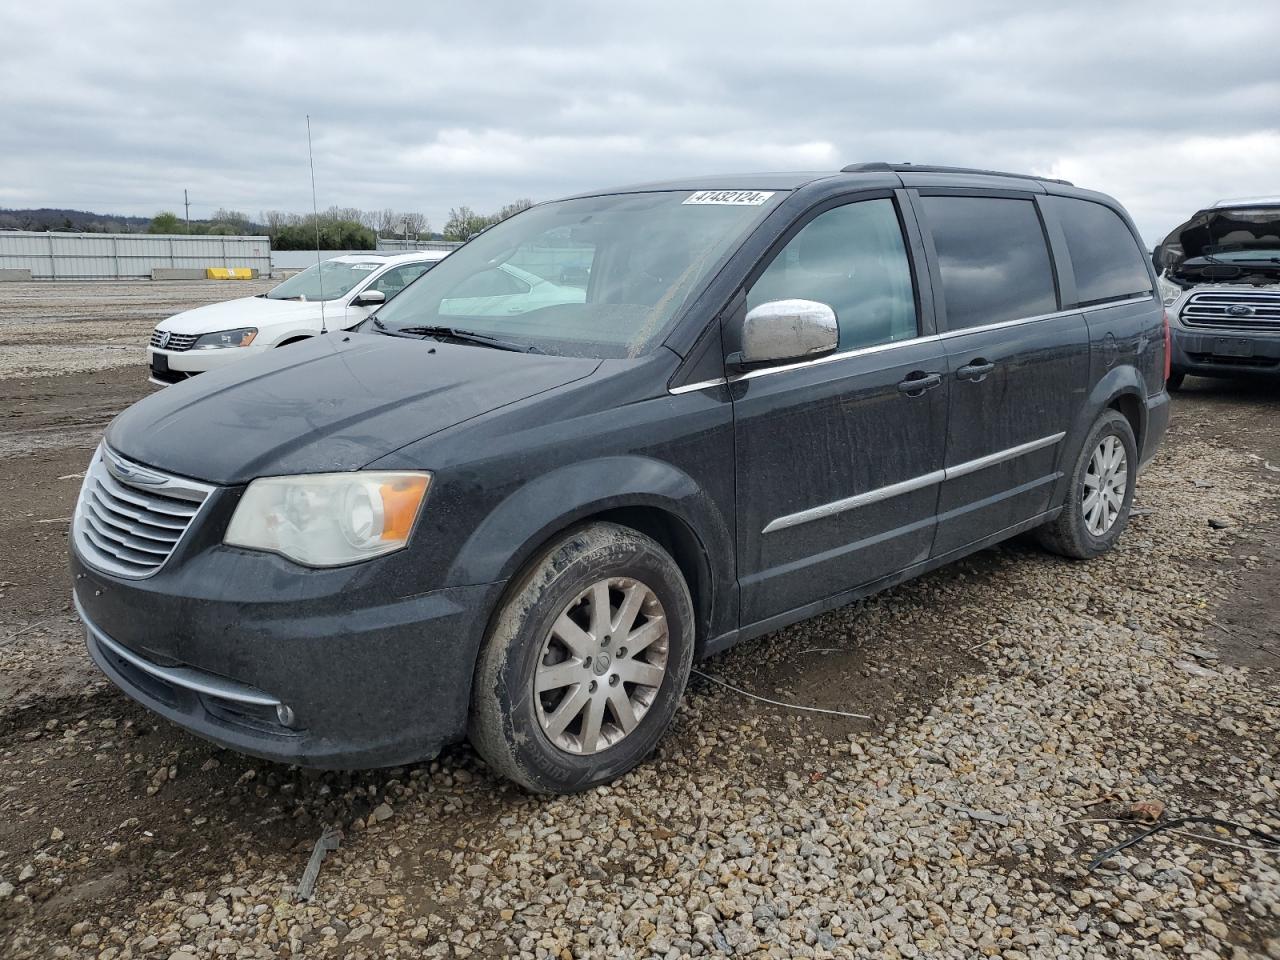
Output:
[{"left": 306, "top": 115, "right": 327, "bottom": 335}]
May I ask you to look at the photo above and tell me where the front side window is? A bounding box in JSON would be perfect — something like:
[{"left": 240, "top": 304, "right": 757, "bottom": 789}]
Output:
[
  {"left": 366, "top": 262, "right": 434, "bottom": 299},
  {"left": 372, "top": 191, "right": 780, "bottom": 358},
  {"left": 1048, "top": 197, "right": 1153, "bottom": 306},
  {"left": 747, "top": 198, "right": 918, "bottom": 350},
  {"left": 921, "top": 196, "right": 1058, "bottom": 330},
  {"left": 266, "top": 260, "right": 381, "bottom": 302}
]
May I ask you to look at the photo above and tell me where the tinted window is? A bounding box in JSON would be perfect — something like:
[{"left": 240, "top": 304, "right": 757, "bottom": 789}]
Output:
[
  {"left": 748, "top": 198, "right": 917, "bottom": 350},
  {"left": 921, "top": 196, "right": 1057, "bottom": 330},
  {"left": 1048, "top": 197, "right": 1153, "bottom": 305}
]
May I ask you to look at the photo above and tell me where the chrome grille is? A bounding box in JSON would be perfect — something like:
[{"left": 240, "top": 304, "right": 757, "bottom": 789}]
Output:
[
  {"left": 73, "top": 447, "right": 214, "bottom": 579},
  {"left": 149, "top": 330, "right": 199, "bottom": 351},
  {"left": 1181, "top": 290, "right": 1280, "bottom": 331}
]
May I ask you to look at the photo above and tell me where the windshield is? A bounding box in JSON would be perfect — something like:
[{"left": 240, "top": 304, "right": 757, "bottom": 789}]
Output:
[
  {"left": 369, "top": 191, "right": 780, "bottom": 358},
  {"left": 267, "top": 260, "right": 383, "bottom": 301}
]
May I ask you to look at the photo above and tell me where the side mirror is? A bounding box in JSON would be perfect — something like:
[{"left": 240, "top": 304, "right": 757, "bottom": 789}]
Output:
[
  {"left": 351, "top": 289, "right": 386, "bottom": 308},
  {"left": 735, "top": 299, "right": 838, "bottom": 367}
]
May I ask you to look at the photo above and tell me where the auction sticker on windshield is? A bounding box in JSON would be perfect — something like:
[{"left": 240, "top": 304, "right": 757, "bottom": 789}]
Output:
[{"left": 683, "top": 190, "right": 775, "bottom": 205}]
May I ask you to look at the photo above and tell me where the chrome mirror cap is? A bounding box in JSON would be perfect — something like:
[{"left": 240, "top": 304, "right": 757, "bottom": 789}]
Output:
[{"left": 739, "top": 299, "right": 838, "bottom": 366}]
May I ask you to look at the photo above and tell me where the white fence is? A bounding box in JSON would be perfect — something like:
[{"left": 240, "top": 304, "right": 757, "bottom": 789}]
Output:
[{"left": 0, "top": 231, "right": 272, "bottom": 280}]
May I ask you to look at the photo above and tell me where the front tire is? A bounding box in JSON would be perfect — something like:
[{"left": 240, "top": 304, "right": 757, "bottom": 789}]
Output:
[
  {"left": 1037, "top": 410, "right": 1137, "bottom": 560},
  {"left": 469, "top": 523, "right": 694, "bottom": 793},
  {"left": 1166, "top": 371, "right": 1186, "bottom": 392}
]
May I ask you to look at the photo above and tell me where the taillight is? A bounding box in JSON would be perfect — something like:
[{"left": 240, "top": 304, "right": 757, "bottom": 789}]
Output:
[{"left": 1162, "top": 309, "right": 1172, "bottom": 382}]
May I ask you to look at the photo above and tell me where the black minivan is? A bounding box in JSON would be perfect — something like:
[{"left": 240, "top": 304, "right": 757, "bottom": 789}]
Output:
[{"left": 71, "top": 163, "right": 1169, "bottom": 793}]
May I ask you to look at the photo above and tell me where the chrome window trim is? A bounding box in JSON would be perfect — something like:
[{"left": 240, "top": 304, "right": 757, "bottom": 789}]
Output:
[
  {"left": 762, "top": 431, "right": 1067, "bottom": 533},
  {"left": 669, "top": 377, "right": 728, "bottom": 394},
  {"left": 667, "top": 296, "right": 1156, "bottom": 394},
  {"left": 76, "top": 595, "right": 282, "bottom": 707}
]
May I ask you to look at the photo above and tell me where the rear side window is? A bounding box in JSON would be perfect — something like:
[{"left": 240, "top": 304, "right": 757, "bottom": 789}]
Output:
[
  {"left": 1048, "top": 196, "right": 1153, "bottom": 306},
  {"left": 747, "top": 198, "right": 918, "bottom": 350},
  {"left": 921, "top": 196, "right": 1058, "bottom": 330}
]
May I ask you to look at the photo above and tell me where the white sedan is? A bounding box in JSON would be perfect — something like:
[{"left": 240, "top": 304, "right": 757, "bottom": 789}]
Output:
[{"left": 147, "top": 251, "right": 449, "bottom": 385}]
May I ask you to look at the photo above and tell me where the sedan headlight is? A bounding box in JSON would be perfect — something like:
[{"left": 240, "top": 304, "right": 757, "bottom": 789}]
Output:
[
  {"left": 224, "top": 472, "right": 431, "bottom": 566},
  {"left": 193, "top": 327, "right": 257, "bottom": 349}
]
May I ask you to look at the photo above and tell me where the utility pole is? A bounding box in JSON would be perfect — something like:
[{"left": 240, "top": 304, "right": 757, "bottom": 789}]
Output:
[{"left": 184, "top": 189, "right": 190, "bottom": 233}]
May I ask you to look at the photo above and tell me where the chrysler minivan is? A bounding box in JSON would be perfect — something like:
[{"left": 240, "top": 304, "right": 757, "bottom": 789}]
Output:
[{"left": 71, "top": 163, "right": 1169, "bottom": 793}]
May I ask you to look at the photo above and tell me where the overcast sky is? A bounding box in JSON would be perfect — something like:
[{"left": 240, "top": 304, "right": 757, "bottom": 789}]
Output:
[{"left": 1, "top": 1, "right": 1276, "bottom": 244}]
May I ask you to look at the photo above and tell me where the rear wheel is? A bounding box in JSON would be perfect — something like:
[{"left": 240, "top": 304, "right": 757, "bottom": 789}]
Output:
[
  {"left": 1037, "top": 410, "right": 1137, "bottom": 560},
  {"left": 469, "top": 523, "right": 694, "bottom": 793}
]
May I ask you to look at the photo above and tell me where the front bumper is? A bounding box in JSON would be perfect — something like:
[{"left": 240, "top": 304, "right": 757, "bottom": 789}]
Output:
[
  {"left": 1170, "top": 328, "right": 1280, "bottom": 379},
  {"left": 148, "top": 345, "right": 264, "bottom": 384},
  {"left": 71, "top": 546, "right": 504, "bottom": 769}
]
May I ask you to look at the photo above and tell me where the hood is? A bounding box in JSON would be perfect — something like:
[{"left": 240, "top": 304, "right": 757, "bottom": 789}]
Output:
[
  {"left": 156, "top": 295, "right": 334, "bottom": 334},
  {"left": 107, "top": 334, "right": 600, "bottom": 484},
  {"left": 1157, "top": 204, "right": 1280, "bottom": 275}
]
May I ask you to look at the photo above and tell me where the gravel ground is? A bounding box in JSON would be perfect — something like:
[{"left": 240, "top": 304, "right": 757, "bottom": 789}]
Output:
[
  {"left": 1, "top": 282, "right": 1278, "bottom": 959},
  {"left": 0, "top": 280, "right": 274, "bottom": 379}
]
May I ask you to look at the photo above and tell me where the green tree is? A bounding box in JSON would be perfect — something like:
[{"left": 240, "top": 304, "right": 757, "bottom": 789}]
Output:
[{"left": 147, "top": 211, "right": 187, "bottom": 234}]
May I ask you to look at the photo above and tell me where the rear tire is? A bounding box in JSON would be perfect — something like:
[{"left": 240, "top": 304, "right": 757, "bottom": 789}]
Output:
[
  {"left": 1166, "top": 371, "right": 1185, "bottom": 392},
  {"left": 469, "top": 523, "right": 694, "bottom": 794},
  {"left": 1037, "top": 410, "right": 1137, "bottom": 560}
]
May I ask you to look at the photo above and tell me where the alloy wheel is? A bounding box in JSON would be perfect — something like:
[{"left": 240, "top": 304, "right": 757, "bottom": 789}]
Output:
[
  {"left": 533, "top": 577, "right": 669, "bottom": 755},
  {"left": 1082, "top": 435, "right": 1128, "bottom": 536}
]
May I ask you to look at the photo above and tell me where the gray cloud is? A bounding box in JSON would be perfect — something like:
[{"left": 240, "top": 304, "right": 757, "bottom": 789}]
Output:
[{"left": 1, "top": 0, "right": 1276, "bottom": 242}]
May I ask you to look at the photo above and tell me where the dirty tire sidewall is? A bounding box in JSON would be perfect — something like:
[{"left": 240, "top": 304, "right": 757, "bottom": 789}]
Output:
[
  {"left": 1038, "top": 409, "right": 1138, "bottom": 560},
  {"left": 469, "top": 523, "right": 694, "bottom": 794}
]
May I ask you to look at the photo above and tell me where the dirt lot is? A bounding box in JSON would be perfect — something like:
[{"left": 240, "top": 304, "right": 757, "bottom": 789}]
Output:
[{"left": 1, "top": 281, "right": 1277, "bottom": 959}]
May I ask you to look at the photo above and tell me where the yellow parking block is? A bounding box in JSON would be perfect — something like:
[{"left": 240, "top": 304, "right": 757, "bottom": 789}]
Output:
[{"left": 206, "top": 267, "right": 255, "bottom": 280}]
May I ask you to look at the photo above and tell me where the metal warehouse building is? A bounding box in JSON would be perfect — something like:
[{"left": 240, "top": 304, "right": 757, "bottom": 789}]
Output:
[{"left": 0, "top": 231, "right": 271, "bottom": 280}]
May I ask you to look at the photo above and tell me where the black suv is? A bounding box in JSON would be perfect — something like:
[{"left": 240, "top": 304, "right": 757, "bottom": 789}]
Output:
[{"left": 70, "top": 163, "right": 1169, "bottom": 793}]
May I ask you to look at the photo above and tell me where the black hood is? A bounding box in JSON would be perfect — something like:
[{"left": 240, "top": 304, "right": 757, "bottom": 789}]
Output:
[
  {"left": 107, "top": 333, "right": 599, "bottom": 485},
  {"left": 1156, "top": 203, "right": 1280, "bottom": 275}
]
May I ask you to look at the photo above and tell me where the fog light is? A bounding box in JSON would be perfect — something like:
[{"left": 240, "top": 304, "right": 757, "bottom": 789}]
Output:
[{"left": 275, "top": 703, "right": 296, "bottom": 727}]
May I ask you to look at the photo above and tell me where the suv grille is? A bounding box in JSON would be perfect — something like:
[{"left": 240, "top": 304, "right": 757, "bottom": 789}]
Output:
[
  {"left": 73, "top": 447, "right": 214, "bottom": 579},
  {"left": 149, "top": 330, "right": 199, "bottom": 351},
  {"left": 1181, "top": 290, "right": 1280, "bottom": 331}
]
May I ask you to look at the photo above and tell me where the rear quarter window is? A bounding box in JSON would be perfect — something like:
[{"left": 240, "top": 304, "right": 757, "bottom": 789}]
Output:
[
  {"left": 920, "top": 196, "right": 1058, "bottom": 330},
  {"left": 1049, "top": 196, "right": 1153, "bottom": 306}
]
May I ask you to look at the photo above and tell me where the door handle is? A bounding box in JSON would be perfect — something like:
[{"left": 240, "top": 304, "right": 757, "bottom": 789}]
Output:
[
  {"left": 897, "top": 371, "right": 943, "bottom": 396},
  {"left": 956, "top": 359, "right": 996, "bottom": 382}
]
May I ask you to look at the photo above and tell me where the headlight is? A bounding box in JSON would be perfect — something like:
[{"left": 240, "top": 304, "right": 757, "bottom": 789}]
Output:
[
  {"left": 193, "top": 327, "right": 257, "bottom": 349},
  {"left": 1157, "top": 275, "right": 1183, "bottom": 307},
  {"left": 224, "top": 472, "right": 430, "bottom": 566}
]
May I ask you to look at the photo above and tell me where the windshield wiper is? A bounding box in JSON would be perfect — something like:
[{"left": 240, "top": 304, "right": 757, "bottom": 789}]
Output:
[{"left": 380, "top": 322, "right": 540, "bottom": 353}]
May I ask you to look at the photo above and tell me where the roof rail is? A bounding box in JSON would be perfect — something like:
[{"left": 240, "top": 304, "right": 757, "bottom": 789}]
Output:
[{"left": 839, "top": 162, "right": 1073, "bottom": 187}]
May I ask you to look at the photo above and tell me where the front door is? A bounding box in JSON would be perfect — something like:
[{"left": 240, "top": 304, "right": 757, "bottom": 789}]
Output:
[
  {"left": 731, "top": 196, "right": 949, "bottom": 627},
  {"left": 912, "top": 193, "right": 1091, "bottom": 555}
]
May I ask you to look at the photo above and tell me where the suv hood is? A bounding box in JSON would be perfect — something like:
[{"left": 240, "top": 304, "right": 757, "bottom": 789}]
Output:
[
  {"left": 107, "top": 334, "right": 599, "bottom": 485},
  {"left": 1157, "top": 204, "right": 1280, "bottom": 280},
  {"left": 156, "top": 295, "right": 344, "bottom": 334}
]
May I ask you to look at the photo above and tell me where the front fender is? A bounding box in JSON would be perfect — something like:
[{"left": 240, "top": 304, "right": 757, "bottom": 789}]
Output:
[{"left": 444, "top": 455, "right": 731, "bottom": 590}]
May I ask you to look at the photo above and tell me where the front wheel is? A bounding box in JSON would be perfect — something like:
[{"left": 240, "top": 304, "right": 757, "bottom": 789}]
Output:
[
  {"left": 469, "top": 523, "right": 694, "bottom": 793},
  {"left": 1037, "top": 410, "right": 1137, "bottom": 560},
  {"left": 1166, "top": 371, "right": 1186, "bottom": 392}
]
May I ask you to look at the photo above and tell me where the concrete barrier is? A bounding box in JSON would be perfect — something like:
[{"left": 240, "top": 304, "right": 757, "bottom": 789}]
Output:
[
  {"left": 0, "top": 268, "right": 32, "bottom": 281},
  {"left": 206, "top": 267, "right": 257, "bottom": 280},
  {"left": 152, "top": 267, "right": 208, "bottom": 281}
]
